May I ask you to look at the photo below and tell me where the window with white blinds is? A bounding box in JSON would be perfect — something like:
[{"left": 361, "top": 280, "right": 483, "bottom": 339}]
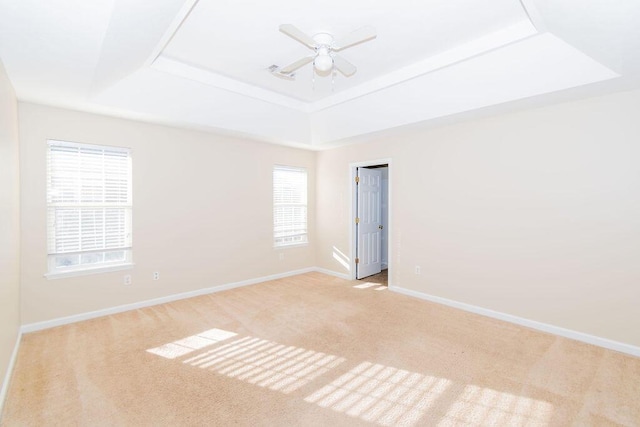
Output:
[
  {"left": 46, "top": 140, "right": 132, "bottom": 276},
  {"left": 273, "top": 165, "right": 308, "bottom": 247}
]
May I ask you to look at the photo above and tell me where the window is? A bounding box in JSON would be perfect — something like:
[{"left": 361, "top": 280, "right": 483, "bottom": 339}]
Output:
[
  {"left": 273, "top": 165, "right": 307, "bottom": 247},
  {"left": 46, "top": 140, "right": 132, "bottom": 277}
]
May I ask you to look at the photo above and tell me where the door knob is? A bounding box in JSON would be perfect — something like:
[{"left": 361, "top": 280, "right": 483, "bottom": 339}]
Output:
[{"left": 378, "top": 225, "right": 384, "bottom": 230}]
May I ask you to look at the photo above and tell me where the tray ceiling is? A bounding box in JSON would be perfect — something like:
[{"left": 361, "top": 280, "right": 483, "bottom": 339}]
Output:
[
  {"left": 0, "top": 0, "right": 638, "bottom": 148},
  {"left": 159, "top": 0, "right": 532, "bottom": 103}
]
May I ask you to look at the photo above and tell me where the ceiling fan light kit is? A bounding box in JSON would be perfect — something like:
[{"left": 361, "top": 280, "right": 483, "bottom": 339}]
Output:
[
  {"left": 274, "top": 24, "right": 377, "bottom": 81},
  {"left": 314, "top": 50, "right": 333, "bottom": 74}
]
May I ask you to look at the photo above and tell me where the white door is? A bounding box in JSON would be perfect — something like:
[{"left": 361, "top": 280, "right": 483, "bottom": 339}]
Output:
[{"left": 356, "top": 167, "right": 382, "bottom": 279}]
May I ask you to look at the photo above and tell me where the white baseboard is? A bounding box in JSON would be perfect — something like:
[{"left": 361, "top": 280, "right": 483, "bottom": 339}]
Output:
[
  {"left": 0, "top": 330, "right": 22, "bottom": 414},
  {"left": 389, "top": 286, "right": 640, "bottom": 358},
  {"left": 17, "top": 268, "right": 640, "bottom": 358},
  {"left": 313, "top": 267, "right": 350, "bottom": 280},
  {"left": 21, "top": 267, "right": 317, "bottom": 334}
]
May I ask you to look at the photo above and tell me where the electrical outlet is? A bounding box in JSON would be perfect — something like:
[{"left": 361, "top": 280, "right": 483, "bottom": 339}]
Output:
[
  {"left": 124, "top": 274, "right": 132, "bottom": 285},
  {"left": 415, "top": 266, "right": 421, "bottom": 275},
  {"left": 279, "top": 253, "right": 284, "bottom": 261},
  {"left": 153, "top": 272, "right": 160, "bottom": 281}
]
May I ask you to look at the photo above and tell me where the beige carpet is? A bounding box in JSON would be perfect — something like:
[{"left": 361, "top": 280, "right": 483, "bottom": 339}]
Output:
[{"left": 2, "top": 272, "right": 639, "bottom": 426}]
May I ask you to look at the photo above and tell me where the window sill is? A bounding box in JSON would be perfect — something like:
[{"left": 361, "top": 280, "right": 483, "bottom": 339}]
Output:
[{"left": 45, "top": 263, "right": 134, "bottom": 280}]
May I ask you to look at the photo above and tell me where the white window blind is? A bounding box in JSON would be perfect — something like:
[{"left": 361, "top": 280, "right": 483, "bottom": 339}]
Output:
[
  {"left": 46, "top": 140, "right": 132, "bottom": 276},
  {"left": 273, "top": 165, "right": 307, "bottom": 247}
]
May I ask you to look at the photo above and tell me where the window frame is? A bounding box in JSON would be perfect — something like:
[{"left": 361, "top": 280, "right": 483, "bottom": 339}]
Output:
[
  {"left": 45, "top": 139, "right": 133, "bottom": 279},
  {"left": 273, "top": 165, "right": 308, "bottom": 248}
]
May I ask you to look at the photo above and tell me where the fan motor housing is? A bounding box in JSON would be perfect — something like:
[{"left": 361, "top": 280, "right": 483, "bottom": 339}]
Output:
[{"left": 313, "top": 33, "right": 334, "bottom": 47}]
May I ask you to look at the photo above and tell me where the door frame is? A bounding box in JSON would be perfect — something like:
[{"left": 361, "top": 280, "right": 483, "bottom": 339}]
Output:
[{"left": 349, "top": 158, "right": 392, "bottom": 284}]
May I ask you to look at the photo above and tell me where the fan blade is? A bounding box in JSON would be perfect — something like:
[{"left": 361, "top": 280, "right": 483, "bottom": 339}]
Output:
[
  {"left": 334, "top": 25, "right": 377, "bottom": 51},
  {"left": 280, "top": 56, "right": 315, "bottom": 74},
  {"left": 333, "top": 54, "right": 357, "bottom": 77},
  {"left": 279, "top": 24, "right": 318, "bottom": 49}
]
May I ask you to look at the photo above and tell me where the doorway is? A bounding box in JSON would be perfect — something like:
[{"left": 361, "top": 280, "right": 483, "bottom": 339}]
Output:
[{"left": 350, "top": 159, "right": 391, "bottom": 285}]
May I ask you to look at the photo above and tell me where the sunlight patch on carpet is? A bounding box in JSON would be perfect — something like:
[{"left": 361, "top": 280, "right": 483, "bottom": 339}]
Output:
[
  {"left": 353, "top": 283, "right": 387, "bottom": 291},
  {"left": 304, "top": 361, "right": 451, "bottom": 426},
  {"left": 183, "top": 336, "right": 345, "bottom": 393},
  {"left": 146, "top": 328, "right": 237, "bottom": 359},
  {"left": 354, "top": 282, "right": 379, "bottom": 289},
  {"left": 148, "top": 329, "right": 345, "bottom": 394},
  {"left": 149, "top": 331, "right": 345, "bottom": 394},
  {"left": 438, "top": 384, "right": 553, "bottom": 426}
]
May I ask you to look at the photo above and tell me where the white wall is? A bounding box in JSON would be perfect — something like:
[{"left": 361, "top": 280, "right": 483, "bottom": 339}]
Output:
[
  {"left": 0, "top": 60, "right": 20, "bottom": 397},
  {"left": 9, "top": 84, "right": 640, "bottom": 351},
  {"left": 317, "top": 89, "right": 640, "bottom": 347},
  {"left": 19, "top": 103, "right": 316, "bottom": 324}
]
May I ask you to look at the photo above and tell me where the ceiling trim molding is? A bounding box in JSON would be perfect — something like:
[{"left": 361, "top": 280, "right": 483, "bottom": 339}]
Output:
[
  {"left": 152, "top": 55, "right": 312, "bottom": 111},
  {"left": 144, "top": 0, "right": 201, "bottom": 68},
  {"left": 150, "top": 19, "right": 539, "bottom": 114},
  {"left": 310, "top": 20, "right": 538, "bottom": 112},
  {"left": 519, "top": 0, "right": 547, "bottom": 33}
]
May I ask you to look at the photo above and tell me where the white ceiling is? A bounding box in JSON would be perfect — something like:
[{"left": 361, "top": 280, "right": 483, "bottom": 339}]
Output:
[
  {"left": 0, "top": 0, "right": 639, "bottom": 148},
  {"left": 160, "top": 0, "right": 530, "bottom": 102}
]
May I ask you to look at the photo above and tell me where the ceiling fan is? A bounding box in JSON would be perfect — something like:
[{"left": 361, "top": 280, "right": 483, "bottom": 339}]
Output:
[{"left": 272, "top": 24, "right": 377, "bottom": 80}]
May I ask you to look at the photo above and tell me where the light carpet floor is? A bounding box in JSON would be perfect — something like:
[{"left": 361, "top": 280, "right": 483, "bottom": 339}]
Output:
[{"left": 2, "top": 272, "right": 639, "bottom": 426}]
